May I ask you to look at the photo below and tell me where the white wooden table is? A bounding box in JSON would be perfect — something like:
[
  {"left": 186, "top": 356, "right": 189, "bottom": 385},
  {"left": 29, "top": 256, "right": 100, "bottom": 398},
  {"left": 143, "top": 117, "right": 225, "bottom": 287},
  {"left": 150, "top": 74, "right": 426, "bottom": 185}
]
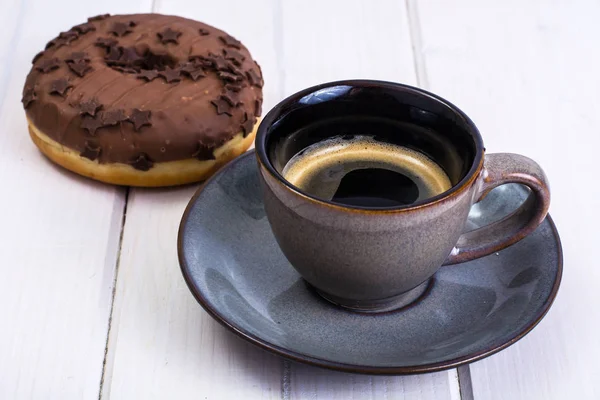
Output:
[{"left": 1, "top": 1, "right": 599, "bottom": 399}]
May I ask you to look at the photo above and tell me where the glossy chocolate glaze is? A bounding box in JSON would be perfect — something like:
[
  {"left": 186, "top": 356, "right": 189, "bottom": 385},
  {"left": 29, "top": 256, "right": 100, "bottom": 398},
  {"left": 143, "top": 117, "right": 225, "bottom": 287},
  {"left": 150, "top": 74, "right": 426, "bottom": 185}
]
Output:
[{"left": 23, "top": 14, "right": 263, "bottom": 169}]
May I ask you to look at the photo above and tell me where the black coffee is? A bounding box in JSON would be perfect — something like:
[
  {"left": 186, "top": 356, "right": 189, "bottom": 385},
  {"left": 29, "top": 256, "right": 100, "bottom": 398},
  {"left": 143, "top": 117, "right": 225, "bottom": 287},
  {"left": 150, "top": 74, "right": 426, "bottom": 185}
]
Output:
[{"left": 282, "top": 135, "right": 451, "bottom": 207}]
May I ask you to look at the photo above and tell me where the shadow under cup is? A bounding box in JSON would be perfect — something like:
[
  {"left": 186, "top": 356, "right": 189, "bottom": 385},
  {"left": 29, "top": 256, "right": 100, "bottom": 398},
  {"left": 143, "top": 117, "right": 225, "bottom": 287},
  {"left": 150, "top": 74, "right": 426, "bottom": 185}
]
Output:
[{"left": 256, "top": 81, "right": 485, "bottom": 312}]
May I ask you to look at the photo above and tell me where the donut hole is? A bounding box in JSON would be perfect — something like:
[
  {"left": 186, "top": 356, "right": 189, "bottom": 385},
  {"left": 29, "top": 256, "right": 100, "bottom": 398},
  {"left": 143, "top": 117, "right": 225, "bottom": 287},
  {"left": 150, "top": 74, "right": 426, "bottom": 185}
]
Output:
[
  {"left": 140, "top": 50, "right": 177, "bottom": 70},
  {"left": 105, "top": 45, "right": 178, "bottom": 73}
]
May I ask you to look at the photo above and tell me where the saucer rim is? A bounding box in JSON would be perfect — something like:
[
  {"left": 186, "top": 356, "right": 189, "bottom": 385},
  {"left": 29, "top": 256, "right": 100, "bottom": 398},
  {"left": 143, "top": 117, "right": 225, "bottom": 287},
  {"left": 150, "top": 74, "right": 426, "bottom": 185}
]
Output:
[{"left": 177, "top": 150, "right": 563, "bottom": 375}]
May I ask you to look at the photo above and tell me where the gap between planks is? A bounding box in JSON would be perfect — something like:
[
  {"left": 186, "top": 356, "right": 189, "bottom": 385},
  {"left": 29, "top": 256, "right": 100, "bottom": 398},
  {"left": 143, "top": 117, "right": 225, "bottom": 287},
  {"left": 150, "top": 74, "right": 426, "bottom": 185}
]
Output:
[
  {"left": 98, "top": 187, "right": 130, "bottom": 400},
  {"left": 405, "top": 0, "right": 429, "bottom": 90},
  {"left": 98, "top": 2, "right": 154, "bottom": 399},
  {"left": 457, "top": 366, "right": 474, "bottom": 400},
  {"left": 94, "top": 1, "right": 470, "bottom": 398}
]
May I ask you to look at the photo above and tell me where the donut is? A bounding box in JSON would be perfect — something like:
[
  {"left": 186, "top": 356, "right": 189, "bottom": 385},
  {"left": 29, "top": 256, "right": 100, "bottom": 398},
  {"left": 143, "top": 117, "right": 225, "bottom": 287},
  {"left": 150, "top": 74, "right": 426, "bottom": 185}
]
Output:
[{"left": 22, "top": 13, "right": 263, "bottom": 187}]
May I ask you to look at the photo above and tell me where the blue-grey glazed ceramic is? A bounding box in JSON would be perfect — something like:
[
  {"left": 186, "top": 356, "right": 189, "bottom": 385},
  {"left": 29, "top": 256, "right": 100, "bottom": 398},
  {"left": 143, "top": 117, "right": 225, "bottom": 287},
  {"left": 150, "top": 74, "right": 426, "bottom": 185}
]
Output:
[
  {"left": 178, "top": 151, "right": 562, "bottom": 374},
  {"left": 255, "top": 80, "right": 551, "bottom": 312}
]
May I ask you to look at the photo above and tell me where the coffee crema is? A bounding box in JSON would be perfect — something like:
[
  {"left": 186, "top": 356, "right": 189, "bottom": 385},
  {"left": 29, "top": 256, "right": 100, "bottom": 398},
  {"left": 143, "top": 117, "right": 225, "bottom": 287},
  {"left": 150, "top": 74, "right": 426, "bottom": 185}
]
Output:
[{"left": 282, "top": 135, "right": 452, "bottom": 207}]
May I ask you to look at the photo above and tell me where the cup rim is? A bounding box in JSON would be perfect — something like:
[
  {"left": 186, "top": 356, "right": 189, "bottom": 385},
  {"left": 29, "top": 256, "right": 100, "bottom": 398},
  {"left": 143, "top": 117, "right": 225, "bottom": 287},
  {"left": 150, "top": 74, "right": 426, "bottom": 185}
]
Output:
[{"left": 256, "top": 80, "right": 485, "bottom": 213}]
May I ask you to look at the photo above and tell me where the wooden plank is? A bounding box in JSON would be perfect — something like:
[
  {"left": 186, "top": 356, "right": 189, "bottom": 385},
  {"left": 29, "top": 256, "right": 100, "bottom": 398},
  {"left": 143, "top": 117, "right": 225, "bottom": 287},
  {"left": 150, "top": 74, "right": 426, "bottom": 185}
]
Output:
[
  {"left": 0, "top": 1, "right": 150, "bottom": 399},
  {"left": 289, "top": 363, "right": 460, "bottom": 400},
  {"left": 102, "top": 186, "right": 284, "bottom": 399},
  {"left": 101, "top": 1, "right": 283, "bottom": 399},
  {"left": 413, "top": 0, "right": 600, "bottom": 399},
  {"left": 0, "top": 0, "right": 25, "bottom": 107},
  {"left": 278, "top": 1, "right": 457, "bottom": 399},
  {"left": 279, "top": 0, "right": 417, "bottom": 95}
]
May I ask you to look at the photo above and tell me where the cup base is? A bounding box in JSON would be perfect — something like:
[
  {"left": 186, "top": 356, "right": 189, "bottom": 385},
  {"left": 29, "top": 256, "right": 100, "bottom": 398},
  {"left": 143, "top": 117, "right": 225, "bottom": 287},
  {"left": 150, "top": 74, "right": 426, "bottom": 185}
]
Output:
[{"left": 311, "top": 279, "right": 432, "bottom": 314}]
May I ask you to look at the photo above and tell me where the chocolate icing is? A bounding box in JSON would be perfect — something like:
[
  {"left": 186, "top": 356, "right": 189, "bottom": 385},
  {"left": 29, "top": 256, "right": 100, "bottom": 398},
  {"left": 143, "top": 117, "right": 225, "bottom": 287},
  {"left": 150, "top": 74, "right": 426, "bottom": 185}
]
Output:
[
  {"left": 23, "top": 14, "right": 263, "bottom": 168},
  {"left": 22, "top": 86, "right": 36, "bottom": 108},
  {"left": 81, "top": 141, "right": 101, "bottom": 160}
]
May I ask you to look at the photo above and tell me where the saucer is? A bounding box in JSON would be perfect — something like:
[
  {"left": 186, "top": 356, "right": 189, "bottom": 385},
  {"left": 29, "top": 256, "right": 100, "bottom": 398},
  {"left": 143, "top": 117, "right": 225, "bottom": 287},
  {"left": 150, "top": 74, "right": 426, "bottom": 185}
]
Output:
[{"left": 178, "top": 151, "right": 562, "bottom": 374}]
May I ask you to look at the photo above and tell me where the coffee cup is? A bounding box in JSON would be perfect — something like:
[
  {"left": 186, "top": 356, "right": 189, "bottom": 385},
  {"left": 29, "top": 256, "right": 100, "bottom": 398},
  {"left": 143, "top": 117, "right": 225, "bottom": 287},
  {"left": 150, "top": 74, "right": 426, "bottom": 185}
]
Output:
[{"left": 256, "top": 80, "right": 550, "bottom": 312}]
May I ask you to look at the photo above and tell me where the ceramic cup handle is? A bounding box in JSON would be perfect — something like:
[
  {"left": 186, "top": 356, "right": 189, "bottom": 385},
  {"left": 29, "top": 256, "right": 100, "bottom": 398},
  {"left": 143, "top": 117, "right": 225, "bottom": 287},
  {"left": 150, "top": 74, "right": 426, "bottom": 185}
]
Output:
[{"left": 444, "top": 153, "right": 551, "bottom": 265}]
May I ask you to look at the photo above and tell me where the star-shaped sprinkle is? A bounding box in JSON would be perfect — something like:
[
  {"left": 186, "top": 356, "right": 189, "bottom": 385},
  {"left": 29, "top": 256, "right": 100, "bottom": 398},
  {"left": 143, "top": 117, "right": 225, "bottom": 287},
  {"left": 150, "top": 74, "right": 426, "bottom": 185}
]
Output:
[
  {"left": 119, "top": 47, "right": 143, "bottom": 66},
  {"left": 246, "top": 68, "right": 263, "bottom": 87},
  {"left": 137, "top": 70, "right": 160, "bottom": 81},
  {"left": 65, "top": 51, "right": 90, "bottom": 64},
  {"left": 178, "top": 62, "right": 194, "bottom": 72},
  {"left": 190, "top": 55, "right": 214, "bottom": 69},
  {"left": 35, "top": 58, "right": 61, "bottom": 73},
  {"left": 128, "top": 109, "right": 152, "bottom": 131},
  {"left": 218, "top": 71, "right": 243, "bottom": 83},
  {"left": 102, "top": 109, "right": 127, "bottom": 126},
  {"left": 211, "top": 98, "right": 233, "bottom": 116},
  {"left": 226, "top": 62, "right": 244, "bottom": 77},
  {"left": 88, "top": 14, "right": 110, "bottom": 22},
  {"left": 221, "top": 90, "right": 241, "bottom": 107},
  {"left": 109, "top": 22, "right": 133, "bottom": 37},
  {"left": 178, "top": 62, "right": 205, "bottom": 81},
  {"left": 60, "top": 30, "right": 79, "bottom": 40},
  {"left": 198, "top": 28, "right": 210, "bottom": 36},
  {"left": 81, "top": 116, "right": 103, "bottom": 135},
  {"left": 80, "top": 141, "right": 101, "bottom": 161},
  {"left": 72, "top": 23, "right": 96, "bottom": 34},
  {"left": 129, "top": 153, "right": 154, "bottom": 171},
  {"left": 159, "top": 67, "right": 181, "bottom": 83},
  {"left": 186, "top": 68, "right": 206, "bottom": 81},
  {"left": 209, "top": 55, "right": 231, "bottom": 71},
  {"left": 47, "top": 31, "right": 79, "bottom": 49},
  {"left": 225, "top": 83, "right": 243, "bottom": 92},
  {"left": 95, "top": 37, "right": 118, "bottom": 48},
  {"left": 223, "top": 48, "right": 245, "bottom": 66},
  {"left": 78, "top": 98, "right": 102, "bottom": 116},
  {"left": 219, "top": 34, "right": 242, "bottom": 49},
  {"left": 157, "top": 28, "right": 182, "bottom": 45},
  {"left": 32, "top": 51, "right": 44, "bottom": 64},
  {"left": 254, "top": 97, "right": 262, "bottom": 117},
  {"left": 22, "top": 86, "right": 36, "bottom": 109},
  {"left": 241, "top": 112, "right": 255, "bottom": 137},
  {"left": 104, "top": 46, "right": 122, "bottom": 64},
  {"left": 192, "top": 142, "right": 216, "bottom": 160},
  {"left": 49, "top": 78, "right": 72, "bottom": 97},
  {"left": 68, "top": 60, "right": 93, "bottom": 77}
]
